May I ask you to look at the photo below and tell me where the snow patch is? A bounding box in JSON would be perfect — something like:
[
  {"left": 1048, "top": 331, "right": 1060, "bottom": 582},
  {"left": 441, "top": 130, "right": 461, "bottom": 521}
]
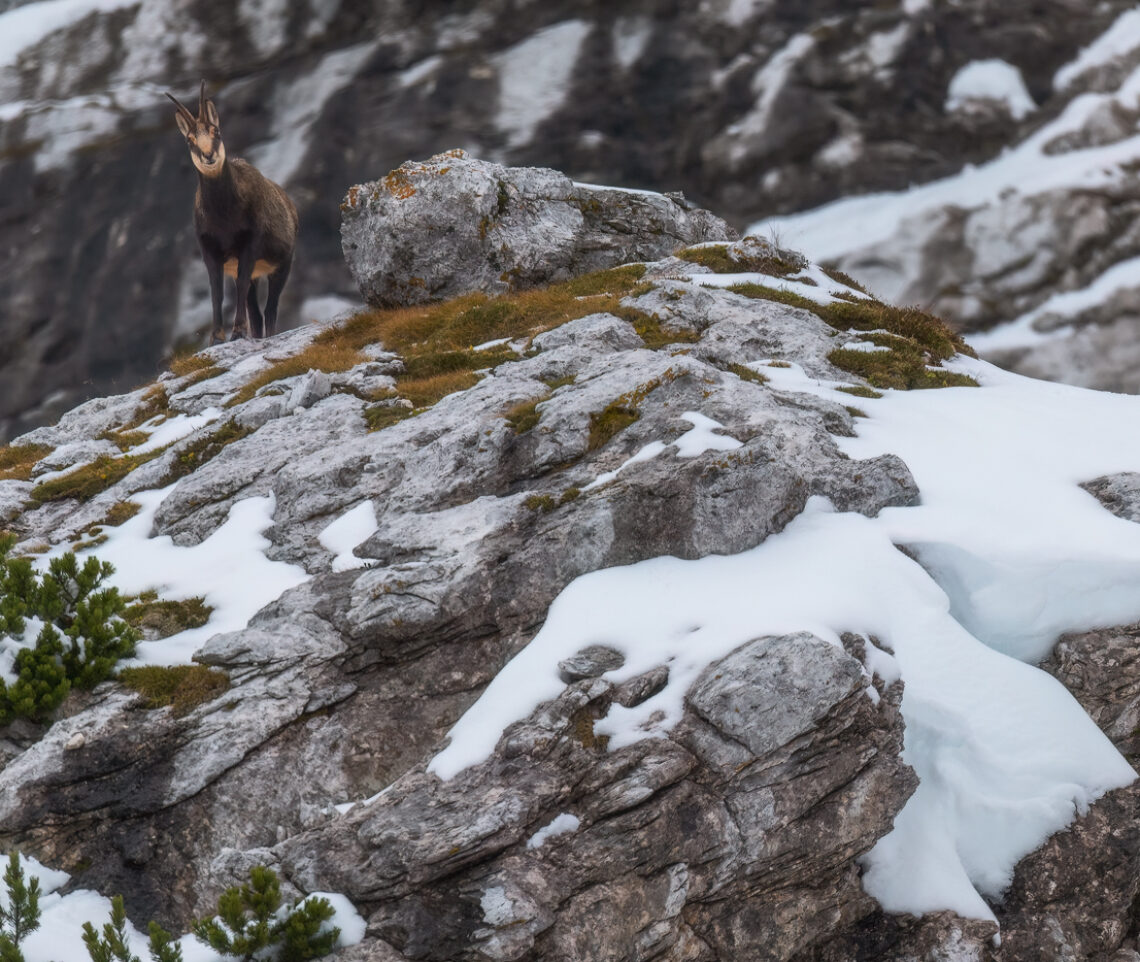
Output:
[
  {"left": 612, "top": 16, "right": 651, "bottom": 71},
  {"left": 726, "top": 33, "right": 814, "bottom": 156},
  {"left": 318, "top": 500, "right": 379, "bottom": 572},
  {"left": 126, "top": 408, "right": 221, "bottom": 456},
  {"left": 246, "top": 40, "right": 377, "bottom": 185},
  {"left": 0, "top": 0, "right": 137, "bottom": 72},
  {"left": 526, "top": 813, "right": 581, "bottom": 849},
  {"left": 69, "top": 487, "right": 309, "bottom": 665},
  {"left": 970, "top": 254, "right": 1140, "bottom": 354},
  {"left": 429, "top": 354, "right": 1140, "bottom": 925},
  {"left": 946, "top": 59, "right": 1036, "bottom": 120}
]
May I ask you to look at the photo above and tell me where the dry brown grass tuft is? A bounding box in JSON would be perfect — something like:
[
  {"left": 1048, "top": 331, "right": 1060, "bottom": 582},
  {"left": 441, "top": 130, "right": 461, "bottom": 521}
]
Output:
[
  {"left": 226, "top": 342, "right": 363, "bottom": 407},
  {"left": 0, "top": 443, "right": 52, "bottom": 482},
  {"left": 118, "top": 664, "right": 229, "bottom": 717}
]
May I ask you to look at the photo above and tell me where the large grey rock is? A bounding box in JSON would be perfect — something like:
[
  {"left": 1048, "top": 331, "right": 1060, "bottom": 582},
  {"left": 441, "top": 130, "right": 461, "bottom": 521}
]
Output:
[
  {"left": 340, "top": 151, "right": 735, "bottom": 307},
  {"left": 280, "top": 633, "right": 915, "bottom": 962}
]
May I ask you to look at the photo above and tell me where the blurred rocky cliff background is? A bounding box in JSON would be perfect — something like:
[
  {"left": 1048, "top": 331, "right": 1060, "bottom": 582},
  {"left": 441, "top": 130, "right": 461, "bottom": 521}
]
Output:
[{"left": 0, "top": 0, "right": 1135, "bottom": 440}]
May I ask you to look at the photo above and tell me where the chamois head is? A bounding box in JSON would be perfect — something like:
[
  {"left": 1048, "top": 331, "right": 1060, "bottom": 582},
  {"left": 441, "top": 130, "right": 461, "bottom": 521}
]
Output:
[{"left": 167, "top": 80, "right": 225, "bottom": 177}]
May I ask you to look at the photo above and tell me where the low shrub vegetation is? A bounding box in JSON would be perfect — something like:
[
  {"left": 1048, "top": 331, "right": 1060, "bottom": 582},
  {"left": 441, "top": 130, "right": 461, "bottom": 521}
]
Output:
[
  {"left": 121, "top": 592, "right": 212, "bottom": 638},
  {"left": 158, "top": 420, "right": 252, "bottom": 485},
  {"left": 0, "top": 538, "right": 138, "bottom": 724},
  {"left": 30, "top": 453, "right": 153, "bottom": 504},
  {"left": 5, "top": 853, "right": 340, "bottom": 962},
  {"left": 677, "top": 243, "right": 803, "bottom": 277}
]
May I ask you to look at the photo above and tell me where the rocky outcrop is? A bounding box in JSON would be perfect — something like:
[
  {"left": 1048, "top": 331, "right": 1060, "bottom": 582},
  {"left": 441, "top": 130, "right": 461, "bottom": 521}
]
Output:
[
  {"left": 2, "top": 0, "right": 1134, "bottom": 438},
  {"left": 280, "top": 633, "right": 913, "bottom": 962},
  {"left": 341, "top": 151, "right": 734, "bottom": 307},
  {"left": 3, "top": 163, "right": 1140, "bottom": 961}
]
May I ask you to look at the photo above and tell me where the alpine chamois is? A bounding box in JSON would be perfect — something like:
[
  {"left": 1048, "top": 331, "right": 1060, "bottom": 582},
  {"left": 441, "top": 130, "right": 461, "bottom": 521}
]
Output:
[{"left": 167, "top": 81, "right": 299, "bottom": 344}]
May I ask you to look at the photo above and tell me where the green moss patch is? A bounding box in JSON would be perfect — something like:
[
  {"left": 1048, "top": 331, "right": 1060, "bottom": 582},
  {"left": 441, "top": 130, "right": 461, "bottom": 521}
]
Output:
[
  {"left": 504, "top": 395, "right": 550, "bottom": 435},
  {"left": 125, "top": 386, "right": 170, "bottom": 430},
  {"left": 613, "top": 305, "right": 701, "bottom": 350},
  {"left": 727, "top": 284, "right": 977, "bottom": 390},
  {"left": 363, "top": 401, "right": 413, "bottom": 431},
  {"left": 102, "top": 500, "right": 142, "bottom": 526},
  {"left": 526, "top": 487, "right": 582, "bottom": 513},
  {"left": 819, "top": 266, "right": 871, "bottom": 295},
  {"left": 836, "top": 384, "right": 883, "bottom": 400},
  {"left": 0, "top": 443, "right": 52, "bottom": 482},
  {"left": 588, "top": 378, "right": 665, "bottom": 451},
  {"left": 118, "top": 664, "right": 229, "bottom": 717},
  {"left": 678, "top": 243, "right": 802, "bottom": 277}
]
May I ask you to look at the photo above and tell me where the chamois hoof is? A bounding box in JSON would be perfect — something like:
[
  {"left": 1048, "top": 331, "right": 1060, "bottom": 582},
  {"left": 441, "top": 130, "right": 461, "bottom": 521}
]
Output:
[
  {"left": 209, "top": 333, "right": 225, "bottom": 347},
  {"left": 229, "top": 330, "right": 250, "bottom": 342}
]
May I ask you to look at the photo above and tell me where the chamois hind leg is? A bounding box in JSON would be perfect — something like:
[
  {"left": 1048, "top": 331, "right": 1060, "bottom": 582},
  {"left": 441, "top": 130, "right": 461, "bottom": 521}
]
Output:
[
  {"left": 263, "top": 259, "right": 292, "bottom": 338},
  {"left": 247, "top": 280, "right": 264, "bottom": 339}
]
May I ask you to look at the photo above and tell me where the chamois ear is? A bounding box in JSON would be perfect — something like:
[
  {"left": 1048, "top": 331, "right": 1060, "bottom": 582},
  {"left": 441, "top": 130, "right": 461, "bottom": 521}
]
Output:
[
  {"left": 174, "top": 111, "right": 193, "bottom": 138},
  {"left": 204, "top": 98, "right": 220, "bottom": 129}
]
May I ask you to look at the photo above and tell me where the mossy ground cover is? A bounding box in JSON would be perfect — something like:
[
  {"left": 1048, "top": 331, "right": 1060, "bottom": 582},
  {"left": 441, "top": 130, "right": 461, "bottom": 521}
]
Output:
[
  {"left": 727, "top": 283, "right": 977, "bottom": 390},
  {"left": 723, "top": 363, "right": 769, "bottom": 386},
  {"left": 504, "top": 395, "right": 550, "bottom": 434},
  {"left": 0, "top": 443, "right": 51, "bottom": 482},
  {"left": 588, "top": 377, "right": 665, "bottom": 451},
  {"left": 117, "top": 664, "right": 229, "bottom": 717},
  {"left": 306, "top": 264, "right": 650, "bottom": 430}
]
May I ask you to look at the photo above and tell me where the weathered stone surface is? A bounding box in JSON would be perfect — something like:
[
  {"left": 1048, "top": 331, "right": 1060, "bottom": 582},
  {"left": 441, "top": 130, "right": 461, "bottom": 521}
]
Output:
[
  {"left": 280, "top": 633, "right": 914, "bottom": 962},
  {"left": 341, "top": 151, "right": 735, "bottom": 307},
  {"left": 1081, "top": 473, "right": 1140, "bottom": 525}
]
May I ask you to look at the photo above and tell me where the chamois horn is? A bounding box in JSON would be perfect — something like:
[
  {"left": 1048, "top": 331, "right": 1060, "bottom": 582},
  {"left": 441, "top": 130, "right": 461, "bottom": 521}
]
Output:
[{"left": 165, "top": 90, "right": 196, "bottom": 124}]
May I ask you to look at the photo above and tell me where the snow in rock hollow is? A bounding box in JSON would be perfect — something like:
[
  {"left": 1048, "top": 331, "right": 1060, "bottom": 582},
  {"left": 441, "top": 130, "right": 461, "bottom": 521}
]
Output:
[{"left": 429, "top": 355, "right": 1140, "bottom": 925}]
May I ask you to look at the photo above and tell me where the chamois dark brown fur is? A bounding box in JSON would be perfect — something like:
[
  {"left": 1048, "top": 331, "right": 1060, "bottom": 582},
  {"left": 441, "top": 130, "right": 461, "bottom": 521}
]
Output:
[{"left": 167, "top": 81, "right": 299, "bottom": 344}]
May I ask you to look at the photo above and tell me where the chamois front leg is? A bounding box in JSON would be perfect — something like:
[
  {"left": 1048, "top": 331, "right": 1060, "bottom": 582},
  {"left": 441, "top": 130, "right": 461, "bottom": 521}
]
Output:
[
  {"left": 201, "top": 245, "right": 226, "bottom": 346},
  {"left": 230, "top": 252, "right": 255, "bottom": 341}
]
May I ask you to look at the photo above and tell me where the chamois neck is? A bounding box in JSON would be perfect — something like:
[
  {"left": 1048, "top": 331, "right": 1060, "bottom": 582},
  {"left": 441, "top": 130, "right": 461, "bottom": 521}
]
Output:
[{"left": 196, "top": 158, "right": 236, "bottom": 204}]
